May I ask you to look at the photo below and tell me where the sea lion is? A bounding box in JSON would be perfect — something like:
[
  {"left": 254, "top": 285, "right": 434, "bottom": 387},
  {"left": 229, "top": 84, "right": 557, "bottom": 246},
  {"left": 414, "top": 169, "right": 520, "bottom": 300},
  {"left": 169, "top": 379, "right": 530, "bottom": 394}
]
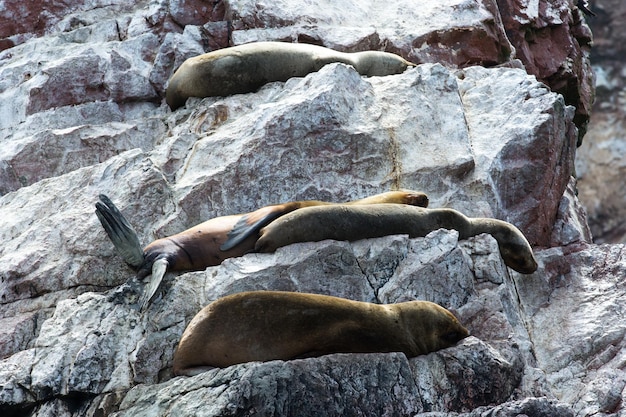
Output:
[
  {"left": 95, "top": 191, "right": 428, "bottom": 310},
  {"left": 166, "top": 41, "right": 415, "bottom": 110},
  {"left": 255, "top": 204, "right": 538, "bottom": 274},
  {"left": 172, "top": 291, "right": 469, "bottom": 375}
]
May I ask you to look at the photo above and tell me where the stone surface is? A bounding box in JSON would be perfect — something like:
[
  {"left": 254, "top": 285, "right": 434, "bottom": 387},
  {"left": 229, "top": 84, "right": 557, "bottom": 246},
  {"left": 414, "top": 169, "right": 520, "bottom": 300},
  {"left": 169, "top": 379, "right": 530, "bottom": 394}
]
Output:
[
  {"left": 0, "top": 62, "right": 576, "bottom": 330},
  {"left": 574, "top": 0, "right": 626, "bottom": 244},
  {"left": 496, "top": 0, "right": 595, "bottom": 142},
  {"left": 112, "top": 338, "right": 521, "bottom": 417},
  {"left": 423, "top": 397, "right": 575, "bottom": 417},
  {"left": 227, "top": 0, "right": 513, "bottom": 66},
  {"left": 0, "top": 0, "right": 616, "bottom": 416},
  {"left": 514, "top": 242, "right": 626, "bottom": 416}
]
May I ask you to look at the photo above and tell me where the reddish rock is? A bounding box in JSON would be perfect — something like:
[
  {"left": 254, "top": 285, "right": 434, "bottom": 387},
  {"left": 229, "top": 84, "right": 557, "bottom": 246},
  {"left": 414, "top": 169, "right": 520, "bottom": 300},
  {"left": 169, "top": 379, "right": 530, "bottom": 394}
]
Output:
[
  {"left": 0, "top": 0, "right": 53, "bottom": 40},
  {"left": 26, "top": 53, "right": 109, "bottom": 114},
  {"left": 496, "top": 0, "right": 594, "bottom": 144},
  {"left": 0, "top": 0, "right": 132, "bottom": 49},
  {"left": 575, "top": 0, "right": 626, "bottom": 244},
  {"left": 169, "top": 0, "right": 226, "bottom": 27}
]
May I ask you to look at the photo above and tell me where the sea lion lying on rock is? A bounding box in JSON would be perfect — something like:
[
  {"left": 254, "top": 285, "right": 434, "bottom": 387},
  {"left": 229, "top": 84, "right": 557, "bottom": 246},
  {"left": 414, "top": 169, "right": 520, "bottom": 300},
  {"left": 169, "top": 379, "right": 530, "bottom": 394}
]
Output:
[
  {"left": 166, "top": 41, "right": 415, "bottom": 110},
  {"left": 172, "top": 291, "right": 469, "bottom": 375},
  {"left": 95, "top": 191, "right": 429, "bottom": 310},
  {"left": 254, "top": 204, "right": 538, "bottom": 274}
]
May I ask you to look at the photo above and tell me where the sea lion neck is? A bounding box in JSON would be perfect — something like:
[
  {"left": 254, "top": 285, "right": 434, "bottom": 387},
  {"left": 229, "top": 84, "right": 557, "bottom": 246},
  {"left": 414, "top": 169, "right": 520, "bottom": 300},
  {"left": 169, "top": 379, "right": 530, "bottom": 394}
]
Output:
[
  {"left": 464, "top": 217, "right": 538, "bottom": 273},
  {"left": 393, "top": 306, "right": 425, "bottom": 356}
]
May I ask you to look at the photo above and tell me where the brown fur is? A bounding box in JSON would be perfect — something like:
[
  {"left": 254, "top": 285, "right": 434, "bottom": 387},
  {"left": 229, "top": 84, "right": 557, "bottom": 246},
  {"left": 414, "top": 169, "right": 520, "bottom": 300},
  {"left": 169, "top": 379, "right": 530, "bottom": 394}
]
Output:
[
  {"left": 166, "top": 41, "right": 415, "bottom": 110},
  {"left": 140, "top": 191, "right": 428, "bottom": 275},
  {"left": 255, "top": 204, "right": 538, "bottom": 274},
  {"left": 97, "top": 191, "right": 428, "bottom": 310},
  {"left": 172, "top": 291, "right": 468, "bottom": 375}
]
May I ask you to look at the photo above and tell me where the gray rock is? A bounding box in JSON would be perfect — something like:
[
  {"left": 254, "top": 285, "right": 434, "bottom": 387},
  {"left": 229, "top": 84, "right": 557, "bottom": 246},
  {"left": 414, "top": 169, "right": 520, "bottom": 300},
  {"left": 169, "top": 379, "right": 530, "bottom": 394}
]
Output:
[
  {"left": 575, "top": 0, "right": 626, "bottom": 244},
  {"left": 420, "top": 397, "right": 575, "bottom": 417},
  {"left": 112, "top": 339, "right": 521, "bottom": 417},
  {"left": 0, "top": 1, "right": 608, "bottom": 417}
]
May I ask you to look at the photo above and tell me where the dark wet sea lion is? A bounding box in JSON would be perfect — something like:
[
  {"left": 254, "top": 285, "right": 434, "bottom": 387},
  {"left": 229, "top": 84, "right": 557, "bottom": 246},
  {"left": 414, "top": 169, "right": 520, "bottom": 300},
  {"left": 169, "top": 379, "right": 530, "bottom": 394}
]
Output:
[
  {"left": 166, "top": 41, "right": 415, "bottom": 110},
  {"left": 95, "top": 191, "right": 428, "bottom": 310},
  {"left": 172, "top": 291, "right": 469, "bottom": 375},
  {"left": 255, "top": 204, "right": 538, "bottom": 274}
]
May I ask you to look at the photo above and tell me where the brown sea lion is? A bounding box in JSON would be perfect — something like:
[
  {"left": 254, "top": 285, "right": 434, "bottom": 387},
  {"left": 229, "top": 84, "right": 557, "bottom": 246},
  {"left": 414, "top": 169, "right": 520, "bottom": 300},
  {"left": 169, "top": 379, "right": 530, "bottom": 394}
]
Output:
[
  {"left": 166, "top": 41, "right": 415, "bottom": 110},
  {"left": 95, "top": 191, "right": 428, "bottom": 310},
  {"left": 172, "top": 291, "right": 469, "bottom": 375},
  {"left": 255, "top": 204, "right": 538, "bottom": 274}
]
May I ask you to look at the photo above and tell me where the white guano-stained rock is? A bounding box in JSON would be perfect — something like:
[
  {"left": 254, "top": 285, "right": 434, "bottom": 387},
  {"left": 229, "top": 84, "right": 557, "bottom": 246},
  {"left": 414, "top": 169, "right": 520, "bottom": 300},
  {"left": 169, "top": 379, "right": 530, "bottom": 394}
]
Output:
[
  {"left": 0, "top": 58, "right": 584, "bottom": 417},
  {"left": 227, "top": 0, "right": 513, "bottom": 66},
  {"left": 0, "top": 0, "right": 611, "bottom": 416}
]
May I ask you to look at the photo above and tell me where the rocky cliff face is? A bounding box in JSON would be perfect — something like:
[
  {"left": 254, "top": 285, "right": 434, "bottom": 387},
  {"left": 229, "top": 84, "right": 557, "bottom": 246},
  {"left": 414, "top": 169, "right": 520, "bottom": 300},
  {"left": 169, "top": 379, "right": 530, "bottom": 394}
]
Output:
[
  {"left": 0, "top": 1, "right": 620, "bottom": 416},
  {"left": 575, "top": 0, "right": 626, "bottom": 244}
]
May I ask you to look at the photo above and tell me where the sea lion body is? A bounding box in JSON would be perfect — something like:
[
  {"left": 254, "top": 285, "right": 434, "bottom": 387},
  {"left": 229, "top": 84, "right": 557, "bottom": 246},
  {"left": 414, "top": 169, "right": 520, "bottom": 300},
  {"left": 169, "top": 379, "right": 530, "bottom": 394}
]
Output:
[
  {"left": 96, "top": 191, "right": 428, "bottom": 310},
  {"left": 138, "top": 203, "right": 314, "bottom": 275},
  {"left": 172, "top": 291, "right": 468, "bottom": 374},
  {"left": 139, "top": 214, "right": 249, "bottom": 275},
  {"left": 138, "top": 191, "right": 428, "bottom": 276},
  {"left": 255, "top": 204, "right": 538, "bottom": 274},
  {"left": 166, "top": 42, "right": 415, "bottom": 110}
]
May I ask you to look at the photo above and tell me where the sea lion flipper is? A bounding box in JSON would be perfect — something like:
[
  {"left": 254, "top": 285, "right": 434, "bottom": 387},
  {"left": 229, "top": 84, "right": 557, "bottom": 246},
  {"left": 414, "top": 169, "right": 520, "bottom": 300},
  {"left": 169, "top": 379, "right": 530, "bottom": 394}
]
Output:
[
  {"left": 95, "top": 195, "right": 144, "bottom": 268},
  {"left": 140, "top": 258, "right": 169, "bottom": 311},
  {"left": 220, "top": 206, "right": 286, "bottom": 251}
]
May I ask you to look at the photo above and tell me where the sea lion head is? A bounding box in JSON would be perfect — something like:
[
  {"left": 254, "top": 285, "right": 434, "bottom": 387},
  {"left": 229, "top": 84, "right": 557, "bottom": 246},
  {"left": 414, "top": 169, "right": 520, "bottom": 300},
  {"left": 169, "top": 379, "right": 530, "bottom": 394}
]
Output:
[
  {"left": 493, "top": 224, "right": 538, "bottom": 274},
  {"left": 498, "top": 240, "right": 538, "bottom": 274},
  {"left": 399, "top": 301, "right": 469, "bottom": 355},
  {"left": 354, "top": 51, "right": 416, "bottom": 76}
]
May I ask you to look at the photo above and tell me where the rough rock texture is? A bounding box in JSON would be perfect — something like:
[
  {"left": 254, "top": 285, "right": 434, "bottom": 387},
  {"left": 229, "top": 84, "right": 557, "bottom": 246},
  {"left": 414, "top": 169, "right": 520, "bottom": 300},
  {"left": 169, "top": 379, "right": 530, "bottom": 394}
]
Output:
[
  {"left": 575, "top": 0, "right": 626, "bottom": 244},
  {"left": 496, "top": 0, "right": 595, "bottom": 143},
  {"left": 0, "top": 0, "right": 614, "bottom": 416},
  {"left": 226, "top": 0, "right": 594, "bottom": 139}
]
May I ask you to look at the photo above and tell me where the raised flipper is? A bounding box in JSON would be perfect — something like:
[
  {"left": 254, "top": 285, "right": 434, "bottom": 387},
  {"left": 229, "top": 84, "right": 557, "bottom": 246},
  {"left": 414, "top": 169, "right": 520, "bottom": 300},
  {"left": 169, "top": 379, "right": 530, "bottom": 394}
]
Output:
[
  {"left": 95, "top": 194, "right": 144, "bottom": 268},
  {"left": 139, "top": 258, "right": 169, "bottom": 311},
  {"left": 220, "top": 205, "right": 289, "bottom": 251}
]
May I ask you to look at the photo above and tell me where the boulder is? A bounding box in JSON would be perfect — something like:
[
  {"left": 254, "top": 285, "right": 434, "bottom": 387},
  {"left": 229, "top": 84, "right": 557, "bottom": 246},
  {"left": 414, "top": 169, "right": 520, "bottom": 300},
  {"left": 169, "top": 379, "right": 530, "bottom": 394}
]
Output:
[{"left": 1, "top": 1, "right": 616, "bottom": 416}]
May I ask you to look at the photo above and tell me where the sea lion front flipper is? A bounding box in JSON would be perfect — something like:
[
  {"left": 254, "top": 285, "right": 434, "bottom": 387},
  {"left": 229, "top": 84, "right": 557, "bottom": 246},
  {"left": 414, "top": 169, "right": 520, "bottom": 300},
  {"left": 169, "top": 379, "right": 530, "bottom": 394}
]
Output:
[
  {"left": 95, "top": 195, "right": 144, "bottom": 268},
  {"left": 140, "top": 258, "right": 169, "bottom": 311},
  {"left": 220, "top": 205, "right": 287, "bottom": 251}
]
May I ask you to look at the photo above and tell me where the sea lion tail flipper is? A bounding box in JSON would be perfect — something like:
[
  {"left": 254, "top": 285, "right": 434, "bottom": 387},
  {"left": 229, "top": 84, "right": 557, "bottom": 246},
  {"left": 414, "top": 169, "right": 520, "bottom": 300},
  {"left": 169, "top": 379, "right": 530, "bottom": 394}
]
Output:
[
  {"left": 140, "top": 258, "right": 169, "bottom": 311},
  {"left": 95, "top": 194, "right": 145, "bottom": 268},
  {"left": 220, "top": 205, "right": 287, "bottom": 251}
]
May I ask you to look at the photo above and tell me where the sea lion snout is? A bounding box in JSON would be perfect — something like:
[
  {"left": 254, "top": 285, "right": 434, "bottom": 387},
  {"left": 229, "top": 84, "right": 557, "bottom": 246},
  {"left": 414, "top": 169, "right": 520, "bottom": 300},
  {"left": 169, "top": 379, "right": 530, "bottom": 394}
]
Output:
[
  {"left": 498, "top": 242, "right": 538, "bottom": 274},
  {"left": 441, "top": 329, "right": 469, "bottom": 344}
]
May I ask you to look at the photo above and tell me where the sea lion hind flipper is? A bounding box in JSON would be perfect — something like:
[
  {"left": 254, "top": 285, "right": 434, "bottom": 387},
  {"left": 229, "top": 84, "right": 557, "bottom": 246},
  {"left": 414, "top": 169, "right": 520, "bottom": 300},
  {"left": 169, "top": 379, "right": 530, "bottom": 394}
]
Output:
[
  {"left": 95, "top": 194, "right": 144, "bottom": 268},
  {"left": 139, "top": 258, "right": 169, "bottom": 311},
  {"left": 220, "top": 206, "right": 285, "bottom": 251}
]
